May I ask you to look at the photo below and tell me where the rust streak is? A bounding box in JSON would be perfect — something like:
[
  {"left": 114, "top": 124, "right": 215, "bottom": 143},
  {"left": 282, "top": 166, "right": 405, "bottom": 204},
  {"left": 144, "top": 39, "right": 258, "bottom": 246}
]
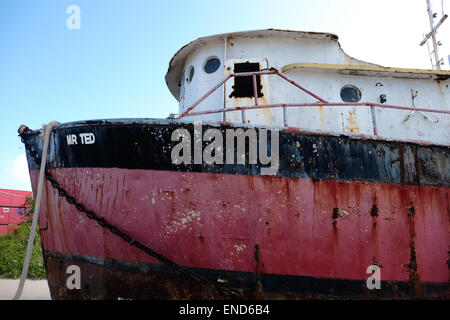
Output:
[{"left": 406, "top": 203, "right": 421, "bottom": 296}]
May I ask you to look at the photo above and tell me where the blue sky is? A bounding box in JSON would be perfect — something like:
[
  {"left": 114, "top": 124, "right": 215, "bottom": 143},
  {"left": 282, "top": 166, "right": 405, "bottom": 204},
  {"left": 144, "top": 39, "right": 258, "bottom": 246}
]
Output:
[{"left": 1, "top": 0, "right": 448, "bottom": 191}]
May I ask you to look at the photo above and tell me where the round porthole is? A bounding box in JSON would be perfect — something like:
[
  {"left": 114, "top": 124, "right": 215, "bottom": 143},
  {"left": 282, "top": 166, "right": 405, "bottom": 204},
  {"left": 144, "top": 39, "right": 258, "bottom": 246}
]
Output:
[
  {"left": 204, "top": 57, "right": 220, "bottom": 74},
  {"left": 340, "top": 85, "right": 361, "bottom": 102},
  {"left": 187, "top": 66, "right": 194, "bottom": 83}
]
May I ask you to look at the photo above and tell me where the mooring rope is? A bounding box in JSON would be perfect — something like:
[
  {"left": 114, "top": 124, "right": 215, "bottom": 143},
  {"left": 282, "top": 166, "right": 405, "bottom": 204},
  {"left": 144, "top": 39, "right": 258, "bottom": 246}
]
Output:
[{"left": 13, "top": 121, "right": 60, "bottom": 300}]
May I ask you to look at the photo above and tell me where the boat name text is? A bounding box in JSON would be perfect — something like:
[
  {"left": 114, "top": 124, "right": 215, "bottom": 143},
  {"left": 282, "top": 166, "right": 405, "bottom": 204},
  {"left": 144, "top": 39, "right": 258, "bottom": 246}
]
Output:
[{"left": 66, "top": 133, "right": 96, "bottom": 145}]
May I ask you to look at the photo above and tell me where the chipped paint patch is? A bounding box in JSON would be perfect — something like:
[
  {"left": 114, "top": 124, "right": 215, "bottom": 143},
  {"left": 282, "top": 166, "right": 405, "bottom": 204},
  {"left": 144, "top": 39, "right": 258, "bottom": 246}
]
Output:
[
  {"left": 333, "top": 207, "right": 349, "bottom": 218},
  {"left": 165, "top": 209, "right": 201, "bottom": 235},
  {"left": 78, "top": 215, "right": 86, "bottom": 224},
  {"left": 234, "top": 244, "right": 246, "bottom": 253}
]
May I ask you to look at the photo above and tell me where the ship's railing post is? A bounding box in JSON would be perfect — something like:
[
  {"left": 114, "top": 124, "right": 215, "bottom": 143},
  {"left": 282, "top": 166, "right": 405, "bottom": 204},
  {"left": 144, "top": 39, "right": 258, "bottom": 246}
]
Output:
[
  {"left": 252, "top": 74, "right": 259, "bottom": 106},
  {"left": 370, "top": 104, "right": 379, "bottom": 137},
  {"left": 241, "top": 108, "right": 246, "bottom": 124},
  {"left": 243, "top": 73, "right": 260, "bottom": 124}
]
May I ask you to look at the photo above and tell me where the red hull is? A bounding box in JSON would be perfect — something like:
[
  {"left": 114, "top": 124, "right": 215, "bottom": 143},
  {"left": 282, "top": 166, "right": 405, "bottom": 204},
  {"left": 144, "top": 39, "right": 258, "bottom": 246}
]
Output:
[
  {"left": 20, "top": 120, "right": 449, "bottom": 299},
  {"left": 31, "top": 168, "right": 449, "bottom": 298}
]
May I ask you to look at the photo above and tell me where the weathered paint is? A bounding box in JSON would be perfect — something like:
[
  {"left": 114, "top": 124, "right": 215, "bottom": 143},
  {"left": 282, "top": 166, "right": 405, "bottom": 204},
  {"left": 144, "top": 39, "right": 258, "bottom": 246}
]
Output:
[
  {"left": 25, "top": 121, "right": 450, "bottom": 186},
  {"left": 166, "top": 29, "right": 339, "bottom": 101},
  {"left": 22, "top": 120, "right": 449, "bottom": 299},
  {"left": 281, "top": 62, "right": 450, "bottom": 79},
  {"left": 168, "top": 29, "right": 450, "bottom": 145},
  {"left": 42, "top": 249, "right": 448, "bottom": 300},
  {"left": 29, "top": 168, "right": 449, "bottom": 299},
  {"left": 223, "top": 58, "right": 272, "bottom": 125},
  {"left": 20, "top": 28, "right": 450, "bottom": 300}
]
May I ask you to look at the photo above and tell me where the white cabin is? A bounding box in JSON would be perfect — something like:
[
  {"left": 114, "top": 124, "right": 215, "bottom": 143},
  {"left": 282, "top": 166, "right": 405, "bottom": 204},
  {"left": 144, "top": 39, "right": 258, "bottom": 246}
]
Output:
[{"left": 165, "top": 29, "right": 450, "bottom": 145}]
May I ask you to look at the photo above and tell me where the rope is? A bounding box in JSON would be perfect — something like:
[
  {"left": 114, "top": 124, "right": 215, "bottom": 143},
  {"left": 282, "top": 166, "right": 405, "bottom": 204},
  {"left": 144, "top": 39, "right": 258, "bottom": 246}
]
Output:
[{"left": 13, "top": 121, "right": 59, "bottom": 300}]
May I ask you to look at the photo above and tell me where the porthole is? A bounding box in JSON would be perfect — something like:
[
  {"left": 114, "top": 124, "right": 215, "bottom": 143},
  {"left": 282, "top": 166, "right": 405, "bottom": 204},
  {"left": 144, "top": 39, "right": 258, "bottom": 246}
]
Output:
[
  {"left": 179, "top": 72, "right": 185, "bottom": 100},
  {"left": 340, "top": 85, "right": 361, "bottom": 102},
  {"left": 187, "top": 66, "right": 194, "bottom": 83},
  {"left": 204, "top": 57, "right": 220, "bottom": 74}
]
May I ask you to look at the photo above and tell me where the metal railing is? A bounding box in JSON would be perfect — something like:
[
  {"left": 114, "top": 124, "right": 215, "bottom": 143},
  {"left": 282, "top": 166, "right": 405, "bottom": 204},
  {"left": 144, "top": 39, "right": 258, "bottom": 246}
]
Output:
[{"left": 176, "top": 68, "right": 450, "bottom": 139}]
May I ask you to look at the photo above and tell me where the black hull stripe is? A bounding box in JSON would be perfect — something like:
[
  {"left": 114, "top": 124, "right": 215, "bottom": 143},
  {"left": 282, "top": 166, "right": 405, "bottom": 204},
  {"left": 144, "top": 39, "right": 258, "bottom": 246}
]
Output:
[
  {"left": 25, "top": 121, "right": 450, "bottom": 187},
  {"left": 44, "top": 250, "right": 449, "bottom": 300}
]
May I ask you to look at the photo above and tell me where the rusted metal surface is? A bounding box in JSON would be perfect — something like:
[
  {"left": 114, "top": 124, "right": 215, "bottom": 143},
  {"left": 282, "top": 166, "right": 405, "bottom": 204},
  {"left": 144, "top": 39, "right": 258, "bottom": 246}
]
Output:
[
  {"left": 252, "top": 74, "right": 258, "bottom": 106},
  {"left": 24, "top": 120, "right": 450, "bottom": 186},
  {"left": 281, "top": 62, "right": 450, "bottom": 80},
  {"left": 176, "top": 69, "right": 449, "bottom": 146},
  {"left": 169, "top": 29, "right": 449, "bottom": 145},
  {"left": 20, "top": 26, "right": 450, "bottom": 300},
  {"left": 35, "top": 169, "right": 450, "bottom": 299},
  {"left": 22, "top": 120, "right": 449, "bottom": 299},
  {"left": 184, "top": 100, "right": 450, "bottom": 117},
  {"left": 42, "top": 249, "right": 449, "bottom": 300},
  {"left": 420, "top": 14, "right": 448, "bottom": 47}
]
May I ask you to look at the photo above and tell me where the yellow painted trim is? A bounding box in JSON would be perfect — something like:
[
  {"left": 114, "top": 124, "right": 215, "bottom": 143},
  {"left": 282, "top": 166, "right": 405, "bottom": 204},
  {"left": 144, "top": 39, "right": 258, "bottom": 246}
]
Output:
[{"left": 281, "top": 63, "right": 450, "bottom": 77}]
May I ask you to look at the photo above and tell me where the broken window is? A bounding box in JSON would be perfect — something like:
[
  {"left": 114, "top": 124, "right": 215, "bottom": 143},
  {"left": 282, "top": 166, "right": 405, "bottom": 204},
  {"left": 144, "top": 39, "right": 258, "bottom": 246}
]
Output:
[{"left": 229, "top": 62, "right": 263, "bottom": 99}]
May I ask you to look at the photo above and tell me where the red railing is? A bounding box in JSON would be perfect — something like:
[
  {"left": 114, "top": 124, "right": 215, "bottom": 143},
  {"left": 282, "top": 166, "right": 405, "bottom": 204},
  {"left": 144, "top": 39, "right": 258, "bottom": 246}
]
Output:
[{"left": 176, "top": 68, "right": 450, "bottom": 138}]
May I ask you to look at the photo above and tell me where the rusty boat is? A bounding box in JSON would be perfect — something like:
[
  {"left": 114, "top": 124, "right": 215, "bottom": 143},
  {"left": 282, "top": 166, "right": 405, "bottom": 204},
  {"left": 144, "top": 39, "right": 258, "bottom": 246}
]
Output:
[{"left": 20, "top": 29, "right": 449, "bottom": 299}]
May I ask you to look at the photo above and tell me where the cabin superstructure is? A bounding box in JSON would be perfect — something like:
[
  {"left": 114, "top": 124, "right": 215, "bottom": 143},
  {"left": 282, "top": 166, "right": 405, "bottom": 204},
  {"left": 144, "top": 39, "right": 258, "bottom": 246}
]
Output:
[{"left": 166, "top": 29, "right": 450, "bottom": 145}]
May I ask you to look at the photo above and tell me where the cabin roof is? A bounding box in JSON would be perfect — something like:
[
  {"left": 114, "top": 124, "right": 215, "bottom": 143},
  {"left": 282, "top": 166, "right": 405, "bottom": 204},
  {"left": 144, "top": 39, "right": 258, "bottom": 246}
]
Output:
[
  {"left": 165, "top": 28, "right": 450, "bottom": 101},
  {"left": 165, "top": 29, "right": 339, "bottom": 100}
]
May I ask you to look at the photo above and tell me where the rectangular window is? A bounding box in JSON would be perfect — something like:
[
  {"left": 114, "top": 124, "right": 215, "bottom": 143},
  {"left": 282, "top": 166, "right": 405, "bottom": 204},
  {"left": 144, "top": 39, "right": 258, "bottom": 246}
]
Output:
[{"left": 229, "top": 62, "right": 263, "bottom": 98}]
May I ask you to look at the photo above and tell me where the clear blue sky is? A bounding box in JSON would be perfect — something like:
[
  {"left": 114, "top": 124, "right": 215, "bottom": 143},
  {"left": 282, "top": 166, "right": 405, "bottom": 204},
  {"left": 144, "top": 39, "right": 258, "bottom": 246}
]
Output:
[{"left": 1, "top": 0, "right": 448, "bottom": 191}]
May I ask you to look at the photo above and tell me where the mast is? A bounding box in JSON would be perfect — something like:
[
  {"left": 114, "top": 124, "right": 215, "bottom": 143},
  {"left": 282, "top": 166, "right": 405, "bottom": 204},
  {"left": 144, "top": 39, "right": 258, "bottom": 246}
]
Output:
[{"left": 420, "top": 0, "right": 447, "bottom": 70}]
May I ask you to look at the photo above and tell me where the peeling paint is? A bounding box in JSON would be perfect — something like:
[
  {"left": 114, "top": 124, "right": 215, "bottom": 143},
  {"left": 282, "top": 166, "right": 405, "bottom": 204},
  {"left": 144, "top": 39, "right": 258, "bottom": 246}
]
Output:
[{"left": 345, "top": 108, "right": 360, "bottom": 134}]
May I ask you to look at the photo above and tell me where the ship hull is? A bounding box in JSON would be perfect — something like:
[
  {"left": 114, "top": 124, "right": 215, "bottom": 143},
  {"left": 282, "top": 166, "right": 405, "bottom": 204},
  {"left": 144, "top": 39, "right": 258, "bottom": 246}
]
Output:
[{"left": 23, "top": 119, "right": 449, "bottom": 299}]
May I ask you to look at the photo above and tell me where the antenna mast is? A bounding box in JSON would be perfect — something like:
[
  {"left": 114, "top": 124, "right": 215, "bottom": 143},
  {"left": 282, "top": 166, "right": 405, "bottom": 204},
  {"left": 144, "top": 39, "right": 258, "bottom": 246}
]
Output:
[{"left": 420, "top": 0, "right": 447, "bottom": 70}]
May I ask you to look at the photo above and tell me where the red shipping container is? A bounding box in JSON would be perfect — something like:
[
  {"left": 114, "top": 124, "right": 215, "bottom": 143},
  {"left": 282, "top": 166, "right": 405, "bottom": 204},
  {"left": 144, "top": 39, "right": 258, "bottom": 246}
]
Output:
[
  {"left": 0, "top": 189, "right": 32, "bottom": 234},
  {"left": 0, "top": 208, "right": 9, "bottom": 224},
  {"left": 11, "top": 191, "right": 31, "bottom": 207},
  {"left": 0, "top": 189, "right": 32, "bottom": 207},
  {"left": 8, "top": 207, "right": 27, "bottom": 225},
  {"left": 0, "top": 191, "right": 11, "bottom": 207}
]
